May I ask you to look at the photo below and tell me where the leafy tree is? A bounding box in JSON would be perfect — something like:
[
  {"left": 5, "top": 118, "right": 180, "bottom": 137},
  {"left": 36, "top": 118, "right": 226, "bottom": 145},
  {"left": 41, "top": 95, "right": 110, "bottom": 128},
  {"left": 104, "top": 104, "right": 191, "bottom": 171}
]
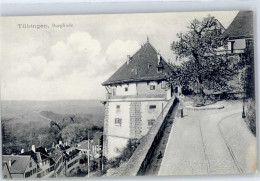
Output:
[
  {"left": 243, "top": 44, "right": 255, "bottom": 99},
  {"left": 171, "top": 15, "right": 241, "bottom": 105}
]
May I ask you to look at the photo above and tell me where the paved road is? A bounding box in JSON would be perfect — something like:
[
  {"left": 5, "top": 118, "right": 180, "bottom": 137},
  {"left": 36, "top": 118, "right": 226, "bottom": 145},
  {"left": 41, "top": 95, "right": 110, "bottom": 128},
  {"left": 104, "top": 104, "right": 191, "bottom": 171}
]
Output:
[{"left": 158, "top": 100, "right": 257, "bottom": 176}]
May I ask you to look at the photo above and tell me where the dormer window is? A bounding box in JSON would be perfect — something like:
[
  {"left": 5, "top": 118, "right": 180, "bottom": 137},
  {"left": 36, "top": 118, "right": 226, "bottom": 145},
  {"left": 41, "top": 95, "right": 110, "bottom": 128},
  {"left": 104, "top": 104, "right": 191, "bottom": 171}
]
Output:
[
  {"left": 148, "top": 64, "right": 152, "bottom": 69},
  {"left": 157, "top": 67, "right": 163, "bottom": 73},
  {"left": 150, "top": 85, "right": 155, "bottom": 90}
]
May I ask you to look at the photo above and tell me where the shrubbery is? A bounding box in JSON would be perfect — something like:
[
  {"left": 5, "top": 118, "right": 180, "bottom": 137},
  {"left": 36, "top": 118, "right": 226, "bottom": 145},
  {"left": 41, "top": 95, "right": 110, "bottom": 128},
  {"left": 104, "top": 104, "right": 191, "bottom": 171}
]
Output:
[
  {"left": 105, "top": 139, "right": 139, "bottom": 171},
  {"left": 245, "top": 98, "right": 256, "bottom": 136}
]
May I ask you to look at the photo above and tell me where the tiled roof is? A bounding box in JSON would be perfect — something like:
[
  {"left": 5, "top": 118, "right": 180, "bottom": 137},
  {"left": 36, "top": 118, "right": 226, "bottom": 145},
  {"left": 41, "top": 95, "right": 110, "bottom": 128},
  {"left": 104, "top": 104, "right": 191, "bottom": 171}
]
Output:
[
  {"left": 223, "top": 11, "right": 253, "bottom": 38},
  {"left": 102, "top": 40, "right": 173, "bottom": 86},
  {"left": 20, "top": 146, "right": 54, "bottom": 165},
  {"left": 2, "top": 155, "right": 31, "bottom": 174}
]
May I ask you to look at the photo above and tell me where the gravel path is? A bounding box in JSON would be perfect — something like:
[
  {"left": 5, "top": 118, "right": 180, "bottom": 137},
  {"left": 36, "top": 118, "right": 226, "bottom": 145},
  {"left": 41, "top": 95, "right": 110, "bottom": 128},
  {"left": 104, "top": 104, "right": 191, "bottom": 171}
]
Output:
[{"left": 158, "top": 100, "right": 256, "bottom": 176}]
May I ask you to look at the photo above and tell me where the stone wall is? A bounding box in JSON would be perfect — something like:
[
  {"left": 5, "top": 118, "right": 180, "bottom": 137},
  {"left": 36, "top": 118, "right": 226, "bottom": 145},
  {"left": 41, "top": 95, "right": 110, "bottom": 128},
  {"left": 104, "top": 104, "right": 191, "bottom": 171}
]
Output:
[
  {"left": 112, "top": 97, "right": 179, "bottom": 177},
  {"left": 130, "top": 102, "right": 142, "bottom": 139}
]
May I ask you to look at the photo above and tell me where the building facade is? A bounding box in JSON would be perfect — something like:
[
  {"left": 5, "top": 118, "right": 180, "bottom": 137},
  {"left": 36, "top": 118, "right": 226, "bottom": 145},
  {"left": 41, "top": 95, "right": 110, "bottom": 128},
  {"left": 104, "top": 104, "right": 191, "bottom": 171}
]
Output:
[{"left": 102, "top": 39, "right": 175, "bottom": 159}]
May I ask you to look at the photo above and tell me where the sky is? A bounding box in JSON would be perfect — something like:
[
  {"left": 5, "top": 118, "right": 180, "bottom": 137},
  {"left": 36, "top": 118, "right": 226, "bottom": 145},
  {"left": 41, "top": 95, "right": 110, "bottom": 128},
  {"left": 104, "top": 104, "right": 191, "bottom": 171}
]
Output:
[{"left": 0, "top": 11, "right": 238, "bottom": 100}]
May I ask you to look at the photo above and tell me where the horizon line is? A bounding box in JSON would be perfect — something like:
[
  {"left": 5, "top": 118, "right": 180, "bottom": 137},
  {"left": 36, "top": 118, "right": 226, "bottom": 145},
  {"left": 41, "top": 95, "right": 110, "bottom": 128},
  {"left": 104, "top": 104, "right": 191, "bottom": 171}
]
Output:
[{"left": 0, "top": 99, "right": 103, "bottom": 101}]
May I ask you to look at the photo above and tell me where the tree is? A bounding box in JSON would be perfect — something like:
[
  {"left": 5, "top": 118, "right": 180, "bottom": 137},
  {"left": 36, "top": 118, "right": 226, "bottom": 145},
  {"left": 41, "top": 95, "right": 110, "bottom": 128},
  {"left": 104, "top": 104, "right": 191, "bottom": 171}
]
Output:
[{"left": 171, "top": 15, "right": 241, "bottom": 105}]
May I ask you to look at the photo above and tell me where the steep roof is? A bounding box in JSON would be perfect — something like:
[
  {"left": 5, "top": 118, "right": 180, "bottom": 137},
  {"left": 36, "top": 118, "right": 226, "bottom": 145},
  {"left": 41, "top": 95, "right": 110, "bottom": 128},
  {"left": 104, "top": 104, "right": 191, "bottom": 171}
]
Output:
[
  {"left": 223, "top": 11, "right": 253, "bottom": 39},
  {"left": 20, "top": 146, "right": 54, "bottom": 165},
  {"left": 102, "top": 40, "right": 173, "bottom": 86},
  {"left": 2, "top": 155, "right": 31, "bottom": 174}
]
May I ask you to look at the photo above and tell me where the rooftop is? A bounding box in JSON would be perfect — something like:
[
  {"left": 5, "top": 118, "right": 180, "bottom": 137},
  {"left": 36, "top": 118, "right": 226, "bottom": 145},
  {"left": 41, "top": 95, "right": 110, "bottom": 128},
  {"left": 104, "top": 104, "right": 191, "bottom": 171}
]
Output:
[
  {"left": 102, "top": 39, "right": 173, "bottom": 86},
  {"left": 2, "top": 155, "right": 31, "bottom": 174},
  {"left": 223, "top": 11, "right": 253, "bottom": 39}
]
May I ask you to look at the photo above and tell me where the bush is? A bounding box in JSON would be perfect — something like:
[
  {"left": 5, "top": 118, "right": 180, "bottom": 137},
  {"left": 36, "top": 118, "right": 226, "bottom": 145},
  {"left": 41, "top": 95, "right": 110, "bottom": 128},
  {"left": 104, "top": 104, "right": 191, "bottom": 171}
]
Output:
[
  {"left": 105, "top": 139, "right": 139, "bottom": 170},
  {"left": 245, "top": 98, "right": 256, "bottom": 136}
]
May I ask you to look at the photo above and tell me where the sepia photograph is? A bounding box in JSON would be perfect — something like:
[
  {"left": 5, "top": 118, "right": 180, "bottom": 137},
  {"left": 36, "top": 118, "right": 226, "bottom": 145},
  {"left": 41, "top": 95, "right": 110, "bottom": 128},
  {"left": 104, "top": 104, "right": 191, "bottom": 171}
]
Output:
[{"left": 0, "top": 10, "right": 257, "bottom": 179}]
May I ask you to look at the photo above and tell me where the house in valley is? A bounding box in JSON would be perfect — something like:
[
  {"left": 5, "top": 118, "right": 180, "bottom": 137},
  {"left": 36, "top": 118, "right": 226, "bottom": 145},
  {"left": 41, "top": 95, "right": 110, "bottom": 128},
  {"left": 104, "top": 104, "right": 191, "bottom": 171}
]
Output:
[
  {"left": 2, "top": 155, "right": 37, "bottom": 179},
  {"left": 20, "top": 145, "right": 55, "bottom": 178},
  {"left": 101, "top": 38, "right": 176, "bottom": 159}
]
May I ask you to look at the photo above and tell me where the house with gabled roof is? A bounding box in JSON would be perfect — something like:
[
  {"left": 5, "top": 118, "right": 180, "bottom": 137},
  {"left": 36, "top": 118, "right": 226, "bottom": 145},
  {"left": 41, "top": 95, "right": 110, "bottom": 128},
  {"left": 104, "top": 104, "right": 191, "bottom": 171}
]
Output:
[
  {"left": 2, "top": 155, "right": 37, "bottom": 179},
  {"left": 20, "top": 145, "right": 55, "bottom": 178},
  {"left": 102, "top": 38, "right": 177, "bottom": 159},
  {"left": 223, "top": 11, "right": 253, "bottom": 54}
]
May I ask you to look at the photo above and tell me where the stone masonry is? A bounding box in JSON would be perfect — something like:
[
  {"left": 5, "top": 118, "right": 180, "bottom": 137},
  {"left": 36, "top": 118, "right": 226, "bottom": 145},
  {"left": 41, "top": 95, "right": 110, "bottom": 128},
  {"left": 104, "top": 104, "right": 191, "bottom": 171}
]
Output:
[{"left": 130, "top": 102, "right": 142, "bottom": 139}]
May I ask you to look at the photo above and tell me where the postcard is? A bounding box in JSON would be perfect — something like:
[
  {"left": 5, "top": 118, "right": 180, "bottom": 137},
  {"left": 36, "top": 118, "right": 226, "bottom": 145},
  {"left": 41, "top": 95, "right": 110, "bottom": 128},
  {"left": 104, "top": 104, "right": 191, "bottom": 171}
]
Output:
[{"left": 0, "top": 11, "right": 257, "bottom": 178}]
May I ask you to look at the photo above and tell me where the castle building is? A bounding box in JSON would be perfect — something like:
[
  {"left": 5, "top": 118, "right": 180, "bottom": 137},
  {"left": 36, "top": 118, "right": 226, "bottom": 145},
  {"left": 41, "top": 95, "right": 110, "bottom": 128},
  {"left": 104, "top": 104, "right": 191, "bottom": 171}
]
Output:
[{"left": 102, "top": 39, "right": 176, "bottom": 159}]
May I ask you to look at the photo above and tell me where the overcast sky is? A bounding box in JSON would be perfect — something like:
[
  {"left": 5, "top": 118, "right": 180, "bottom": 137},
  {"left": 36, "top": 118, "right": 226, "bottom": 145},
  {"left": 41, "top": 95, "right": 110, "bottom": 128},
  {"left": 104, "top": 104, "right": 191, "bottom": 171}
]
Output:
[{"left": 1, "top": 11, "right": 238, "bottom": 100}]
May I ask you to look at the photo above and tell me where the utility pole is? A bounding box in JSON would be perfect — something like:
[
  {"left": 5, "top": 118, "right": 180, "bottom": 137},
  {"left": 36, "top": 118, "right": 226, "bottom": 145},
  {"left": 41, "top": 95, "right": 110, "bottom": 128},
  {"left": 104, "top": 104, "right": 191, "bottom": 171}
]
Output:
[
  {"left": 88, "top": 131, "right": 90, "bottom": 177},
  {"left": 162, "top": 103, "right": 164, "bottom": 120}
]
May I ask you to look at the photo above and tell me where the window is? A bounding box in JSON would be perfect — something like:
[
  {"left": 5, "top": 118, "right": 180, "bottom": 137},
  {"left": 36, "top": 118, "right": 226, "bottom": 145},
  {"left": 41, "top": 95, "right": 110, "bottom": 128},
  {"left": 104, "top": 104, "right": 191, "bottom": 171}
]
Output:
[
  {"left": 116, "top": 105, "right": 120, "bottom": 112},
  {"left": 25, "top": 171, "right": 31, "bottom": 178},
  {"left": 29, "top": 161, "right": 32, "bottom": 168},
  {"left": 125, "top": 87, "right": 128, "bottom": 92},
  {"left": 148, "top": 119, "right": 155, "bottom": 126},
  {"left": 150, "top": 85, "right": 155, "bottom": 90},
  {"left": 148, "top": 64, "right": 152, "bottom": 69},
  {"left": 157, "top": 67, "right": 163, "bottom": 73},
  {"left": 230, "top": 41, "right": 235, "bottom": 53},
  {"left": 149, "top": 105, "right": 156, "bottom": 109},
  {"left": 115, "top": 118, "right": 122, "bottom": 126},
  {"left": 246, "top": 39, "right": 253, "bottom": 48},
  {"left": 161, "top": 81, "right": 166, "bottom": 89}
]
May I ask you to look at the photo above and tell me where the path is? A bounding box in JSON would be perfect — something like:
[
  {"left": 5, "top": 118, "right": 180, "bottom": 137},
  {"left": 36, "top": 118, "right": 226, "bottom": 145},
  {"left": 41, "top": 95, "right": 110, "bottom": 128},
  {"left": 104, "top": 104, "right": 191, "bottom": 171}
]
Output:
[{"left": 158, "top": 100, "right": 257, "bottom": 175}]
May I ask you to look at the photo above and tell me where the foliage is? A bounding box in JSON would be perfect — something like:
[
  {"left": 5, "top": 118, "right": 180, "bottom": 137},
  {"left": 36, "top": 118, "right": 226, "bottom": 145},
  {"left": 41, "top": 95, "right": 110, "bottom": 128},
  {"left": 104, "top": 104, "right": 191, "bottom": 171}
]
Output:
[
  {"left": 170, "top": 15, "right": 242, "bottom": 104},
  {"left": 245, "top": 99, "right": 256, "bottom": 136},
  {"left": 243, "top": 44, "right": 255, "bottom": 99},
  {"left": 2, "top": 111, "right": 103, "bottom": 154},
  {"left": 105, "top": 139, "right": 139, "bottom": 169}
]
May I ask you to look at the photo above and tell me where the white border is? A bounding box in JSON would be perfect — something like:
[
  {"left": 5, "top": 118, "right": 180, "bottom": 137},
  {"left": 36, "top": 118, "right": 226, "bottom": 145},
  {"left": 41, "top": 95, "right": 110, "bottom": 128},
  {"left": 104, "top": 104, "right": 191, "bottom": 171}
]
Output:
[{"left": 0, "top": 0, "right": 259, "bottom": 181}]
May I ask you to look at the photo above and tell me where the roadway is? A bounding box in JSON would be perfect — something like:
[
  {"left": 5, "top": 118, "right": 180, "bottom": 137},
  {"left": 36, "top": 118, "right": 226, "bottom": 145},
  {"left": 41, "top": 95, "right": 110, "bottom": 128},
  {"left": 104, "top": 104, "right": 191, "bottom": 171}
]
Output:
[{"left": 158, "top": 100, "right": 257, "bottom": 175}]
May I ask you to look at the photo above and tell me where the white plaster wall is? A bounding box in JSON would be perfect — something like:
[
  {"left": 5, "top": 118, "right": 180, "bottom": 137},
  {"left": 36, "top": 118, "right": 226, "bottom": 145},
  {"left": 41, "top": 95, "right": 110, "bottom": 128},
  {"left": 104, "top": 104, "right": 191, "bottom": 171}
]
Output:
[
  {"left": 234, "top": 39, "right": 246, "bottom": 49},
  {"left": 137, "top": 81, "right": 168, "bottom": 96},
  {"left": 107, "top": 102, "right": 131, "bottom": 138},
  {"left": 110, "top": 83, "right": 137, "bottom": 96},
  {"left": 107, "top": 136, "right": 129, "bottom": 159},
  {"left": 228, "top": 39, "right": 246, "bottom": 50},
  {"left": 140, "top": 100, "right": 168, "bottom": 136}
]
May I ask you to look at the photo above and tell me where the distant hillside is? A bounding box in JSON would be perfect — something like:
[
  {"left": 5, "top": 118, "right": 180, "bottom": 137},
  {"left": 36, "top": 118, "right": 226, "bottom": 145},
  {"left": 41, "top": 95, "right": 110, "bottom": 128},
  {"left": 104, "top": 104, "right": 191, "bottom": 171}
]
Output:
[
  {"left": 1, "top": 99, "right": 104, "bottom": 121},
  {"left": 1, "top": 100, "right": 105, "bottom": 154},
  {"left": 40, "top": 111, "right": 103, "bottom": 128}
]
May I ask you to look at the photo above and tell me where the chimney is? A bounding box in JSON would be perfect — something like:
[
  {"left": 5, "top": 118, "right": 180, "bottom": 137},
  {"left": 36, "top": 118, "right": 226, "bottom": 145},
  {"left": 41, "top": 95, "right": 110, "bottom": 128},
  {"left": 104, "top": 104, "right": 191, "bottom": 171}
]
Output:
[
  {"left": 8, "top": 160, "right": 12, "bottom": 167},
  {"left": 59, "top": 140, "right": 62, "bottom": 145},
  {"left": 157, "top": 53, "right": 161, "bottom": 65},
  {"left": 21, "top": 149, "right": 24, "bottom": 154},
  {"left": 126, "top": 55, "right": 131, "bottom": 65},
  {"left": 31, "top": 145, "right": 36, "bottom": 152}
]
